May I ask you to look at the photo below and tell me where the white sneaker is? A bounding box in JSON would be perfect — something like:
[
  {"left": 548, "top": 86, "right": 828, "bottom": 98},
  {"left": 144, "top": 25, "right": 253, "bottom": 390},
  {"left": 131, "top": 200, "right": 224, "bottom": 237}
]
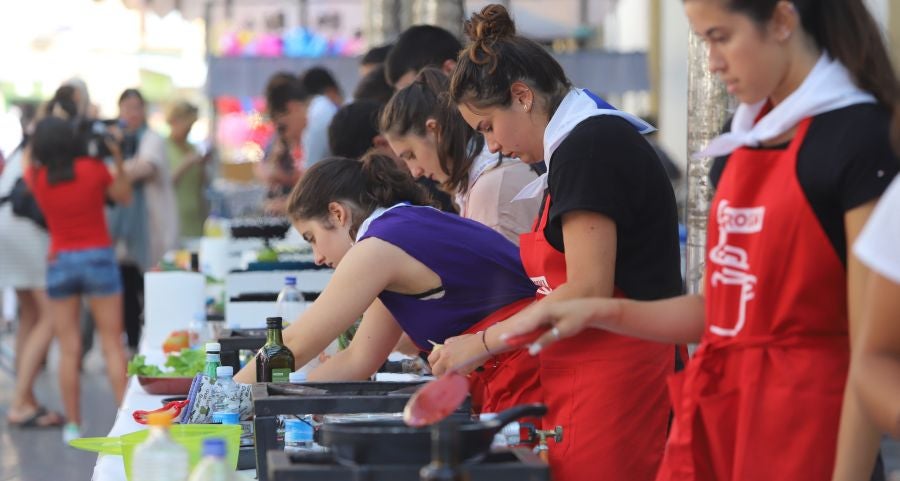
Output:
[{"left": 63, "top": 423, "right": 82, "bottom": 444}]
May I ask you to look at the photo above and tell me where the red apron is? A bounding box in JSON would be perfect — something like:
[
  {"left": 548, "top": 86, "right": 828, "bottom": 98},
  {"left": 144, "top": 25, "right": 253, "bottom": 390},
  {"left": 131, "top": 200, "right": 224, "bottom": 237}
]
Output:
[
  {"left": 520, "top": 194, "right": 674, "bottom": 481},
  {"left": 657, "top": 119, "right": 850, "bottom": 481},
  {"left": 463, "top": 298, "right": 543, "bottom": 415}
]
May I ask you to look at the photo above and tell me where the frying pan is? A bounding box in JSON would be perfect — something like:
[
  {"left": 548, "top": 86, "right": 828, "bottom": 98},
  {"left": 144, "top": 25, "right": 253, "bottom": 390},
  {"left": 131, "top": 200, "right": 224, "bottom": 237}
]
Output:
[{"left": 319, "top": 403, "right": 546, "bottom": 466}]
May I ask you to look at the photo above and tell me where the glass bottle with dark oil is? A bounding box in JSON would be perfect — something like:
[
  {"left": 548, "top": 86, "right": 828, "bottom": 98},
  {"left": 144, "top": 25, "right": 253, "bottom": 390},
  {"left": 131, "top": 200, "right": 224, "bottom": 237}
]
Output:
[{"left": 256, "top": 317, "right": 295, "bottom": 383}]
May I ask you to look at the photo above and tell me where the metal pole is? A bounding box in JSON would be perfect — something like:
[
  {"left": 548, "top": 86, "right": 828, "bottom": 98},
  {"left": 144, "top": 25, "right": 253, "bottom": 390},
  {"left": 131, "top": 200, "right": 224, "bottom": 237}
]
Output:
[
  {"left": 412, "top": 0, "right": 464, "bottom": 38},
  {"left": 684, "top": 32, "right": 732, "bottom": 295}
]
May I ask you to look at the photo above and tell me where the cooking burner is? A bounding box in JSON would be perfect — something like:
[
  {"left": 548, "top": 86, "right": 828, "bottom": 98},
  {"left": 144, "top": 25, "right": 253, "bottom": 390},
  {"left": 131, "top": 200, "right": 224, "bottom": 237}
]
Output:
[
  {"left": 251, "top": 382, "right": 471, "bottom": 481},
  {"left": 266, "top": 448, "right": 550, "bottom": 481}
]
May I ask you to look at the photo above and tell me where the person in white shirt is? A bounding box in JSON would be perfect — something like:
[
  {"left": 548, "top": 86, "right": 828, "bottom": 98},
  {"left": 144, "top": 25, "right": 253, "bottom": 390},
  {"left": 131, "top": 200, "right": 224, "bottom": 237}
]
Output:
[
  {"left": 380, "top": 68, "right": 540, "bottom": 245},
  {"left": 300, "top": 67, "right": 342, "bottom": 169}
]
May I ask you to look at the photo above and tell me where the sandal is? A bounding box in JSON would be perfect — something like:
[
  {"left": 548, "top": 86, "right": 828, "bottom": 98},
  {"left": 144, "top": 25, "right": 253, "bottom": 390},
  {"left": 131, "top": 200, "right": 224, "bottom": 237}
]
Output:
[{"left": 7, "top": 406, "right": 66, "bottom": 429}]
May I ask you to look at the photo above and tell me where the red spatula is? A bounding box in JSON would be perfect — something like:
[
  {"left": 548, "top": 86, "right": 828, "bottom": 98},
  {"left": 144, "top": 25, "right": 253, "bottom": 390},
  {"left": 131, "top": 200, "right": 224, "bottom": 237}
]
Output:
[{"left": 403, "top": 327, "right": 549, "bottom": 427}]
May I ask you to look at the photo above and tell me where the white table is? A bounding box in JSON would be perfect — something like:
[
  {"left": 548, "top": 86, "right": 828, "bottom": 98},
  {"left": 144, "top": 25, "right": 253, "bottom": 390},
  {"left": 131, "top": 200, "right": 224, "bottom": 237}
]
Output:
[{"left": 91, "top": 348, "right": 255, "bottom": 481}]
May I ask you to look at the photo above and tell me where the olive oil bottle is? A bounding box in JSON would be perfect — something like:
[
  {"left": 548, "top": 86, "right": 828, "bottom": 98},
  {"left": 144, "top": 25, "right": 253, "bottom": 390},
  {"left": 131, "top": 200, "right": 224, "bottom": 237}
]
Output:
[{"left": 256, "top": 317, "right": 295, "bottom": 383}]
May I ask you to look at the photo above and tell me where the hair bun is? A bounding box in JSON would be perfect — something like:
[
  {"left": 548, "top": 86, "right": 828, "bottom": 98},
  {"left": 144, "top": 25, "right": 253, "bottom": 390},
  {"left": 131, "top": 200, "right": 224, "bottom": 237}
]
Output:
[{"left": 465, "top": 4, "right": 515, "bottom": 44}]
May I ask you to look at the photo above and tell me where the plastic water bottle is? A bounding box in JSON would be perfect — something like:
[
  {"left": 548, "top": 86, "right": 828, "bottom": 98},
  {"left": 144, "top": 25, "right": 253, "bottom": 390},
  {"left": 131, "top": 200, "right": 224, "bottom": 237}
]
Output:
[
  {"left": 188, "top": 312, "right": 207, "bottom": 349},
  {"left": 187, "top": 438, "right": 238, "bottom": 481},
  {"left": 131, "top": 412, "right": 189, "bottom": 481},
  {"left": 204, "top": 343, "right": 221, "bottom": 381},
  {"left": 276, "top": 276, "right": 305, "bottom": 324},
  {"left": 284, "top": 418, "right": 315, "bottom": 453},
  {"left": 211, "top": 366, "right": 240, "bottom": 423}
]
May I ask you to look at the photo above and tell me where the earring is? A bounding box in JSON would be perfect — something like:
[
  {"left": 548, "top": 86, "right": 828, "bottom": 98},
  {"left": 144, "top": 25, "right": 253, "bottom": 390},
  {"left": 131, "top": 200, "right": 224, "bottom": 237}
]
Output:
[{"left": 523, "top": 104, "right": 529, "bottom": 112}]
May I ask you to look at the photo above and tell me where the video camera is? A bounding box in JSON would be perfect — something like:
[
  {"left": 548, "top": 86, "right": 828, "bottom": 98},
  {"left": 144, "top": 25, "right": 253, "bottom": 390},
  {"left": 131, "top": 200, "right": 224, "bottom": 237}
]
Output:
[{"left": 73, "top": 118, "right": 119, "bottom": 159}]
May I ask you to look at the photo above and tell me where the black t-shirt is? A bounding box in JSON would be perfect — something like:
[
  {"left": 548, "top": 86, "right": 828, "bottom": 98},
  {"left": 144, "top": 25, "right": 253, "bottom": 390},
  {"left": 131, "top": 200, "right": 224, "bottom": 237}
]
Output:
[
  {"left": 544, "top": 115, "right": 684, "bottom": 300},
  {"left": 710, "top": 104, "right": 899, "bottom": 265}
]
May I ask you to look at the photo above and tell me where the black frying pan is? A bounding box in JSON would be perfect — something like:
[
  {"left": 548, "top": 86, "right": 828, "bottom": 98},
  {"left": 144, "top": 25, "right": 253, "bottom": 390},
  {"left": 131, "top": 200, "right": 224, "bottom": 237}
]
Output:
[{"left": 319, "top": 403, "right": 547, "bottom": 466}]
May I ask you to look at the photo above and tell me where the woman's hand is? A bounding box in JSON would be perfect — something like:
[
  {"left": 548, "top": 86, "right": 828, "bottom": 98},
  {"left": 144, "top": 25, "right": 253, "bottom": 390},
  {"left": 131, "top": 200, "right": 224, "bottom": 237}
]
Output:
[
  {"left": 500, "top": 298, "right": 622, "bottom": 354},
  {"left": 427, "top": 333, "right": 489, "bottom": 376}
]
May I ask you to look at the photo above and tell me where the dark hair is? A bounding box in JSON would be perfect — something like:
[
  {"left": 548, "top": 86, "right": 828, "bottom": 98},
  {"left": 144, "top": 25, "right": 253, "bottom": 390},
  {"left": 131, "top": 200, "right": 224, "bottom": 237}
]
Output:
[
  {"left": 31, "top": 116, "right": 81, "bottom": 185},
  {"left": 301, "top": 66, "right": 341, "bottom": 96},
  {"left": 353, "top": 64, "right": 394, "bottom": 105},
  {"left": 118, "top": 88, "right": 145, "bottom": 106},
  {"left": 361, "top": 44, "right": 393, "bottom": 66},
  {"left": 265, "top": 73, "right": 309, "bottom": 115},
  {"left": 328, "top": 100, "right": 382, "bottom": 159},
  {"left": 381, "top": 68, "right": 485, "bottom": 194},
  {"left": 287, "top": 154, "right": 434, "bottom": 238},
  {"left": 385, "top": 25, "right": 463, "bottom": 87},
  {"left": 713, "top": 0, "right": 898, "bottom": 108},
  {"left": 450, "top": 4, "right": 571, "bottom": 115},
  {"left": 891, "top": 106, "right": 900, "bottom": 157},
  {"left": 44, "top": 85, "right": 79, "bottom": 120}
]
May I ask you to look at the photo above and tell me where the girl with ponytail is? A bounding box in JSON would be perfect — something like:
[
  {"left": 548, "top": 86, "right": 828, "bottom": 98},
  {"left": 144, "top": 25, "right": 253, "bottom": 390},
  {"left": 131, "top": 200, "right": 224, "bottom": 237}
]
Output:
[
  {"left": 499, "top": 1, "right": 900, "bottom": 480},
  {"left": 380, "top": 67, "right": 541, "bottom": 244},
  {"left": 438, "top": 5, "right": 684, "bottom": 481},
  {"left": 233, "top": 154, "right": 541, "bottom": 415}
]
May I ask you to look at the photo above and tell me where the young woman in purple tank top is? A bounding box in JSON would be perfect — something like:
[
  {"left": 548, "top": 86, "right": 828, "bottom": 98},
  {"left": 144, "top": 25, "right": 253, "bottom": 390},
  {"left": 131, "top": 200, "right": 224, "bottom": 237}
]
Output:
[{"left": 234, "top": 153, "right": 541, "bottom": 412}]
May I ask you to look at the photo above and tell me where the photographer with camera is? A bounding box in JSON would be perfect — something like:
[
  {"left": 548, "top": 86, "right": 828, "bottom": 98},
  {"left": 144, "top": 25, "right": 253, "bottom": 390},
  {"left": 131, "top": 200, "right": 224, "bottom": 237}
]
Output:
[{"left": 24, "top": 108, "right": 132, "bottom": 442}]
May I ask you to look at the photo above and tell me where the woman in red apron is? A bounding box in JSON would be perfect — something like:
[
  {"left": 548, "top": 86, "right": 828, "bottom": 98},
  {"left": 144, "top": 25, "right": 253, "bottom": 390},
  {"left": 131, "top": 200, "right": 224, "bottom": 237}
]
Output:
[
  {"left": 433, "top": 5, "right": 685, "bottom": 481},
  {"left": 499, "top": 1, "right": 900, "bottom": 479}
]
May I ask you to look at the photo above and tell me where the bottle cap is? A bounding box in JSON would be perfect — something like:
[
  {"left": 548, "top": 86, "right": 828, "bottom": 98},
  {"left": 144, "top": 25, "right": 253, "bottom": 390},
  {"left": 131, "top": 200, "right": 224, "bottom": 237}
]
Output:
[
  {"left": 216, "top": 366, "right": 234, "bottom": 377},
  {"left": 146, "top": 412, "right": 173, "bottom": 427},
  {"left": 202, "top": 438, "right": 227, "bottom": 458},
  {"left": 288, "top": 371, "right": 307, "bottom": 383},
  {"left": 266, "top": 317, "right": 283, "bottom": 329},
  {"left": 285, "top": 276, "right": 297, "bottom": 286},
  {"left": 205, "top": 342, "right": 221, "bottom": 353},
  {"left": 218, "top": 412, "right": 240, "bottom": 425}
]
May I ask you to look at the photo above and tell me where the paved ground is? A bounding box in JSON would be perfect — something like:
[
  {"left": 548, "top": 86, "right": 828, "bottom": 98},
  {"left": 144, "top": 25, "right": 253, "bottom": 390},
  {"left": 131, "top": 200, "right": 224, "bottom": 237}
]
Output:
[{"left": 0, "top": 325, "right": 117, "bottom": 481}]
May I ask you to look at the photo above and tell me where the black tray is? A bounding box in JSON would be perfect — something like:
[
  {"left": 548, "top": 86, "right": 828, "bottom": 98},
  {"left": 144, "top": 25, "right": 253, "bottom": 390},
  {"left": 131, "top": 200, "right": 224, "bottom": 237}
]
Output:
[
  {"left": 251, "top": 381, "right": 471, "bottom": 481},
  {"left": 267, "top": 448, "right": 549, "bottom": 481}
]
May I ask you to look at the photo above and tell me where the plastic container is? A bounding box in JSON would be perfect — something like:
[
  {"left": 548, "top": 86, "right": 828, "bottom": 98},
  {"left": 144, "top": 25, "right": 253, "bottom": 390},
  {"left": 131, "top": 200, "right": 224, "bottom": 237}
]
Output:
[
  {"left": 188, "top": 312, "right": 208, "bottom": 349},
  {"left": 187, "top": 438, "right": 240, "bottom": 481},
  {"left": 288, "top": 371, "right": 307, "bottom": 384},
  {"left": 120, "top": 424, "right": 241, "bottom": 481},
  {"left": 276, "top": 276, "right": 305, "bottom": 323},
  {"left": 211, "top": 366, "right": 240, "bottom": 423},
  {"left": 130, "top": 413, "right": 189, "bottom": 481},
  {"left": 283, "top": 418, "right": 315, "bottom": 453}
]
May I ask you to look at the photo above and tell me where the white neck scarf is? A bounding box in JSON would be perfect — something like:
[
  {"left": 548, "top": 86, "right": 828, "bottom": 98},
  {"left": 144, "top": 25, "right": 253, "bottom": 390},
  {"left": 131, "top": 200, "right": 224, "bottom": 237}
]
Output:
[
  {"left": 512, "top": 88, "right": 655, "bottom": 201},
  {"left": 695, "top": 54, "right": 876, "bottom": 159}
]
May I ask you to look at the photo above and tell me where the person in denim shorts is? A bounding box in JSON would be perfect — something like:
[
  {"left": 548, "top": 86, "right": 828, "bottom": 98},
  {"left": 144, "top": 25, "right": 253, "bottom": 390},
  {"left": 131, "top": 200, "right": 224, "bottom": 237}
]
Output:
[{"left": 25, "top": 112, "right": 133, "bottom": 443}]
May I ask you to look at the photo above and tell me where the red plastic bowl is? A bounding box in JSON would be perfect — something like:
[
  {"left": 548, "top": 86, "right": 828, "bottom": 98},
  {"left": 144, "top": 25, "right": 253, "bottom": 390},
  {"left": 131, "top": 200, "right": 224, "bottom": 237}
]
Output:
[{"left": 137, "top": 376, "right": 194, "bottom": 395}]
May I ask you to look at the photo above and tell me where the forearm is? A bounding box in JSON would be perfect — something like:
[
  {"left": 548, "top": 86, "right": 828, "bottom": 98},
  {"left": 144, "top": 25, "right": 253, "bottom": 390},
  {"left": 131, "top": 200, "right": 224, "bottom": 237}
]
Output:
[
  {"left": 854, "top": 353, "right": 900, "bottom": 437},
  {"left": 109, "top": 157, "right": 133, "bottom": 204},
  {"left": 604, "top": 295, "right": 706, "bottom": 344},
  {"left": 831, "top": 390, "right": 881, "bottom": 481},
  {"left": 124, "top": 157, "right": 157, "bottom": 182},
  {"left": 484, "top": 294, "right": 705, "bottom": 354},
  {"left": 307, "top": 347, "right": 379, "bottom": 382}
]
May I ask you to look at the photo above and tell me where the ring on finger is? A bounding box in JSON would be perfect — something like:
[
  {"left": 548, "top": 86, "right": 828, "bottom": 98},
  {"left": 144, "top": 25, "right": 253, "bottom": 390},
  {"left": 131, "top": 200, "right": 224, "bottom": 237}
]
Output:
[{"left": 550, "top": 326, "right": 561, "bottom": 340}]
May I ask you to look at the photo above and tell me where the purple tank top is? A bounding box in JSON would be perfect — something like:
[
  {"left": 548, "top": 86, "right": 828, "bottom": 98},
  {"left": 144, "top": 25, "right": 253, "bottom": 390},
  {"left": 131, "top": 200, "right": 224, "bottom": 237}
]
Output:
[{"left": 359, "top": 205, "right": 536, "bottom": 349}]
